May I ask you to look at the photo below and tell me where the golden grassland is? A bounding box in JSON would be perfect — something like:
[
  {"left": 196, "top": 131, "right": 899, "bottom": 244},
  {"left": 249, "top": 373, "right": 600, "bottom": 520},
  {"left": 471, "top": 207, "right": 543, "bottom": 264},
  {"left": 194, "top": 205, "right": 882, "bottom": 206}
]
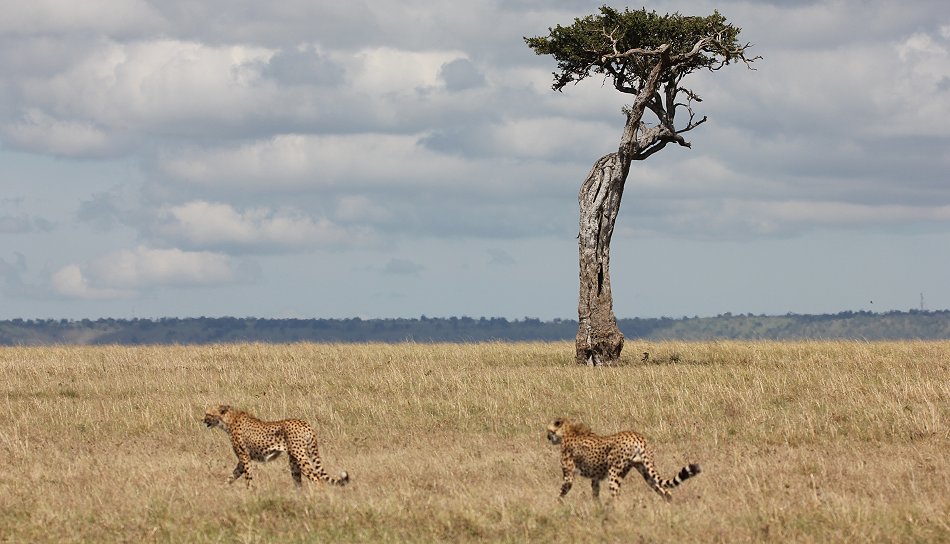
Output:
[{"left": 0, "top": 341, "right": 947, "bottom": 543}]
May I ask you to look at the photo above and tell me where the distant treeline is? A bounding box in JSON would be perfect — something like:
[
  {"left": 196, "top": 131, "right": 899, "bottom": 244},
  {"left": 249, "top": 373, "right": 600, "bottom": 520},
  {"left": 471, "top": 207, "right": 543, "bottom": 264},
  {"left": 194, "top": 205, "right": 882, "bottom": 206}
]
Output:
[{"left": 2, "top": 310, "right": 950, "bottom": 345}]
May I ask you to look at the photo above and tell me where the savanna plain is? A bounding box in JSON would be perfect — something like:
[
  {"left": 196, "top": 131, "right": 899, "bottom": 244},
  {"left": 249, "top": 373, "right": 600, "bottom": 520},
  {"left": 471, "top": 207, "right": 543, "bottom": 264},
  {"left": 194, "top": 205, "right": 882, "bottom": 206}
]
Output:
[{"left": 0, "top": 341, "right": 947, "bottom": 543}]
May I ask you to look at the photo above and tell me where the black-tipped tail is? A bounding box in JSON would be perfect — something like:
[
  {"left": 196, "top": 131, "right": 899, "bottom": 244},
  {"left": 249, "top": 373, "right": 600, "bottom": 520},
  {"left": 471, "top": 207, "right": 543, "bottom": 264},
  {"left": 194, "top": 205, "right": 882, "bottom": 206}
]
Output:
[{"left": 665, "top": 463, "right": 701, "bottom": 488}]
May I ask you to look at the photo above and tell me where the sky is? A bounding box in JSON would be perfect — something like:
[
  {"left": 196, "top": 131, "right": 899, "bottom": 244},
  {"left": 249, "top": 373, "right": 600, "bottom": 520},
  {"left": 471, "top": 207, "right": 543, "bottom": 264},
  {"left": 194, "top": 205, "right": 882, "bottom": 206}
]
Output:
[{"left": 1, "top": 0, "right": 949, "bottom": 321}]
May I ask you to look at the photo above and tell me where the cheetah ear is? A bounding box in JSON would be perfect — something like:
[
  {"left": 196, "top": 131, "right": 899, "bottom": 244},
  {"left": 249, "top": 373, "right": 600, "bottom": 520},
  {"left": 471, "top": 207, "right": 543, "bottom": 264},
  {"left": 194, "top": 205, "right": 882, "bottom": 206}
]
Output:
[
  {"left": 553, "top": 419, "right": 562, "bottom": 427},
  {"left": 220, "top": 405, "right": 231, "bottom": 413}
]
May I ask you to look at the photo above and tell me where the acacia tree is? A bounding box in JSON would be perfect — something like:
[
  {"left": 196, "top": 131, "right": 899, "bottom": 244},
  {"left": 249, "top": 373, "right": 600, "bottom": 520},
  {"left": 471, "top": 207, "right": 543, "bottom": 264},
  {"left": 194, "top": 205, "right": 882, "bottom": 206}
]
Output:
[{"left": 526, "top": 7, "right": 758, "bottom": 366}]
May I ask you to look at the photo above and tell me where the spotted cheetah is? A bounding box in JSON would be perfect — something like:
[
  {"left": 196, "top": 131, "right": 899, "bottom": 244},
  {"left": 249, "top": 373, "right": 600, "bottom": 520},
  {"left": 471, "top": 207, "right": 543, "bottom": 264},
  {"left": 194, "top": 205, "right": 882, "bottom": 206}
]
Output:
[
  {"left": 546, "top": 418, "right": 700, "bottom": 501},
  {"left": 203, "top": 404, "right": 349, "bottom": 488}
]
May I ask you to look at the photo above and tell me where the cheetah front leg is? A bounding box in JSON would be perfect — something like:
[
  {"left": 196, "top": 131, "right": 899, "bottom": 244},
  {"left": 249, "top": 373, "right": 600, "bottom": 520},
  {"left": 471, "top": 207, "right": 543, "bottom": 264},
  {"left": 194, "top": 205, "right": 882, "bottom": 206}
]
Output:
[
  {"left": 229, "top": 442, "right": 254, "bottom": 487},
  {"left": 228, "top": 460, "right": 246, "bottom": 485},
  {"left": 591, "top": 478, "right": 601, "bottom": 499},
  {"left": 559, "top": 456, "right": 576, "bottom": 498}
]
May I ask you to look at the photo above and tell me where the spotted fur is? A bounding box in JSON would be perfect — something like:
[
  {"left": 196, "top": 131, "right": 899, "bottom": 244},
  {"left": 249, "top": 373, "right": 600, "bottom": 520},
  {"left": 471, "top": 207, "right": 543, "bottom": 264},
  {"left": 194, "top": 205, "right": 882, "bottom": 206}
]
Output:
[
  {"left": 546, "top": 418, "right": 700, "bottom": 501},
  {"left": 203, "top": 404, "right": 349, "bottom": 488}
]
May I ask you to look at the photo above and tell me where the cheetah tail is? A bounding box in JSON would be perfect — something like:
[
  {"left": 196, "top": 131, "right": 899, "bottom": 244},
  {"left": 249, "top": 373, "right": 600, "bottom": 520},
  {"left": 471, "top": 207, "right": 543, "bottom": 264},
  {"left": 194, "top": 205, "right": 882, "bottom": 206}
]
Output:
[
  {"left": 662, "top": 463, "right": 701, "bottom": 488},
  {"left": 313, "top": 456, "right": 350, "bottom": 486},
  {"left": 318, "top": 468, "right": 349, "bottom": 486}
]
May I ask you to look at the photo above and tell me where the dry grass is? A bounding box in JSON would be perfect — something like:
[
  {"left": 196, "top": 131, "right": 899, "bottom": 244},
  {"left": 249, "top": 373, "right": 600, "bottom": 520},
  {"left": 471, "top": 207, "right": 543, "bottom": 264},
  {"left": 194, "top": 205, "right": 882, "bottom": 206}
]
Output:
[{"left": 1, "top": 341, "right": 947, "bottom": 543}]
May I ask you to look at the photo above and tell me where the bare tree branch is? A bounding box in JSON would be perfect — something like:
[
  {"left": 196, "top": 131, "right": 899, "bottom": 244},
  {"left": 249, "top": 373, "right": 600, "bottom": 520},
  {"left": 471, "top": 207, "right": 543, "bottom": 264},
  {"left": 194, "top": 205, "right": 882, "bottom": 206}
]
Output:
[
  {"left": 677, "top": 115, "right": 707, "bottom": 134},
  {"left": 601, "top": 42, "right": 670, "bottom": 64},
  {"left": 636, "top": 140, "right": 671, "bottom": 160}
]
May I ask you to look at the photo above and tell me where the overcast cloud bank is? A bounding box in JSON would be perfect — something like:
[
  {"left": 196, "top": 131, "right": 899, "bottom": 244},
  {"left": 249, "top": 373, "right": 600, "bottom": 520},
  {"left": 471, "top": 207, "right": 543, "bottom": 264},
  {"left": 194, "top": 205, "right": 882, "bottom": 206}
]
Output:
[{"left": 1, "top": 0, "right": 949, "bottom": 319}]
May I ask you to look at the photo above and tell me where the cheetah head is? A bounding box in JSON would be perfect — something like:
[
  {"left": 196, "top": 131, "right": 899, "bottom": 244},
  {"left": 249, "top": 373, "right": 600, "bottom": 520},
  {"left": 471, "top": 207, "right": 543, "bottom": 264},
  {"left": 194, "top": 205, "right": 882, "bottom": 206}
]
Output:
[
  {"left": 203, "top": 404, "right": 233, "bottom": 430},
  {"left": 547, "top": 418, "right": 591, "bottom": 445},
  {"left": 547, "top": 418, "right": 568, "bottom": 445}
]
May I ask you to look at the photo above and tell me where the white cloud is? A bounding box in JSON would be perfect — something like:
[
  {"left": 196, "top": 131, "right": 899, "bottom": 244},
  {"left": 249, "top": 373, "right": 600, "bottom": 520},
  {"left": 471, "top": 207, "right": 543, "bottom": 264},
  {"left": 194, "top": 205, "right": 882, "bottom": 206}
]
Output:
[
  {"left": 51, "top": 264, "right": 131, "bottom": 300},
  {"left": 496, "top": 117, "right": 617, "bottom": 159},
  {"left": 0, "top": 36, "right": 507, "bottom": 155},
  {"left": 335, "top": 196, "right": 394, "bottom": 224},
  {"left": 423, "top": 116, "right": 618, "bottom": 161},
  {"left": 707, "top": 19, "right": 950, "bottom": 141},
  {"left": 158, "top": 133, "right": 469, "bottom": 189},
  {"left": 891, "top": 30, "right": 950, "bottom": 136},
  {"left": 6, "top": 38, "right": 276, "bottom": 148},
  {"left": 898, "top": 32, "right": 948, "bottom": 58},
  {"left": 52, "top": 246, "right": 246, "bottom": 299},
  {"left": 0, "top": 0, "right": 163, "bottom": 36},
  {"left": 351, "top": 47, "right": 464, "bottom": 94},
  {"left": 153, "top": 200, "right": 378, "bottom": 251},
  {"left": 2, "top": 109, "right": 117, "bottom": 157}
]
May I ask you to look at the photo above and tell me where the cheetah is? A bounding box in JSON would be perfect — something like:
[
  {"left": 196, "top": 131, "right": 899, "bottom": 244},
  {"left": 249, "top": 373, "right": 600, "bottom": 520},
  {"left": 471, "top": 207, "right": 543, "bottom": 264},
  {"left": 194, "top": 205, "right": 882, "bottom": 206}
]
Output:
[
  {"left": 546, "top": 418, "right": 700, "bottom": 501},
  {"left": 203, "top": 404, "right": 349, "bottom": 488}
]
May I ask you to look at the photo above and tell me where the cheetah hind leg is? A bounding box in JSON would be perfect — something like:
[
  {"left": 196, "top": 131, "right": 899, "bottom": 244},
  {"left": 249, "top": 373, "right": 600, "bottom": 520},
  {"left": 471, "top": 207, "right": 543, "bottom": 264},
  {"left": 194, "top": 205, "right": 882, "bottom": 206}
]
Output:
[
  {"left": 606, "top": 466, "right": 627, "bottom": 500},
  {"left": 288, "top": 457, "right": 303, "bottom": 487}
]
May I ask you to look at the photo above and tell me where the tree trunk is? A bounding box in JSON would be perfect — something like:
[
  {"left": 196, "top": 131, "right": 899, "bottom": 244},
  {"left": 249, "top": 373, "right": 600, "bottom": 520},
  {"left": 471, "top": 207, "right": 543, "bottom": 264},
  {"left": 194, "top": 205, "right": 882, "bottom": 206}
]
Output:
[
  {"left": 575, "top": 151, "right": 630, "bottom": 366},
  {"left": 573, "top": 57, "right": 668, "bottom": 366}
]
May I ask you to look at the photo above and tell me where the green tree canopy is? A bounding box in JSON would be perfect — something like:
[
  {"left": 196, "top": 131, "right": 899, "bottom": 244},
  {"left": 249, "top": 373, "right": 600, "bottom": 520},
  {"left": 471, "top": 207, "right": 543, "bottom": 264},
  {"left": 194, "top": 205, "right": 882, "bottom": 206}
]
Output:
[{"left": 525, "top": 7, "right": 753, "bottom": 95}]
